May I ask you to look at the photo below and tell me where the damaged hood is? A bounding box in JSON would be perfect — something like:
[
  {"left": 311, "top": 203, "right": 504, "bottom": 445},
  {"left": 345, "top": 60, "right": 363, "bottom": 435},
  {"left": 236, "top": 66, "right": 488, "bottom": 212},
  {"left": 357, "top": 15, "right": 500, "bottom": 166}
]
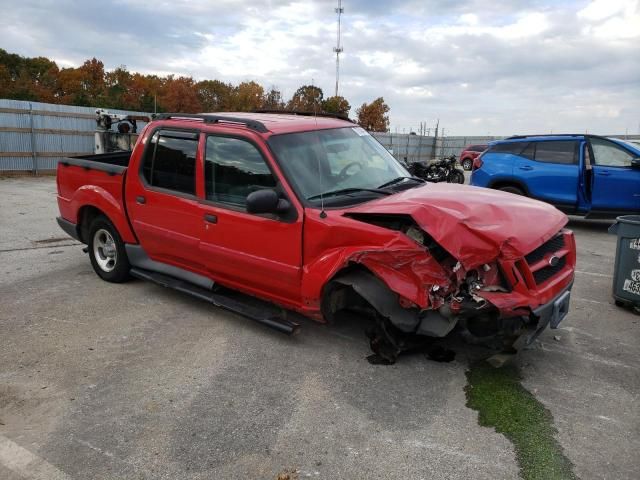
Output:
[{"left": 347, "top": 183, "right": 567, "bottom": 268}]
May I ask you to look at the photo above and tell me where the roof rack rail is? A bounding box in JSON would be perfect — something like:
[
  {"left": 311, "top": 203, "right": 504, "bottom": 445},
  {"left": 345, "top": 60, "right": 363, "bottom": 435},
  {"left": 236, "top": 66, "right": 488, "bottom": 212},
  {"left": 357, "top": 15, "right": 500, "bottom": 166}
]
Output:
[
  {"left": 252, "top": 109, "right": 354, "bottom": 123},
  {"left": 151, "top": 113, "right": 269, "bottom": 133},
  {"left": 506, "top": 133, "right": 595, "bottom": 140}
]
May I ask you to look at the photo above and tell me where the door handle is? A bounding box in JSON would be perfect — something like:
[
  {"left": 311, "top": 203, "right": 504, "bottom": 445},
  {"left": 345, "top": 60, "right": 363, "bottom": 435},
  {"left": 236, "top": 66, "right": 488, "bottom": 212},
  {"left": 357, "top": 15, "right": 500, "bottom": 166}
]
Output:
[
  {"left": 136, "top": 196, "right": 146, "bottom": 204},
  {"left": 519, "top": 166, "right": 533, "bottom": 171},
  {"left": 597, "top": 171, "right": 611, "bottom": 176},
  {"left": 204, "top": 214, "right": 218, "bottom": 224}
]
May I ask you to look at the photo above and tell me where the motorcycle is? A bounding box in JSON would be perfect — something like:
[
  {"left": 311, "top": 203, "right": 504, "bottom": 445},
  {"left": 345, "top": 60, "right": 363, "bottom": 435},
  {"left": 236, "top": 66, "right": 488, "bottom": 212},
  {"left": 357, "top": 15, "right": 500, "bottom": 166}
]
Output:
[{"left": 405, "top": 154, "right": 465, "bottom": 184}]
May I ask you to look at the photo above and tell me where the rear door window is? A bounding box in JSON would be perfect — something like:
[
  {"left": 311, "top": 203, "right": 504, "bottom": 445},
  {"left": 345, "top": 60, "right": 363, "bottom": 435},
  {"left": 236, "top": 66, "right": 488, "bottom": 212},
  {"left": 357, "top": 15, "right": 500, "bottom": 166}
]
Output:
[
  {"left": 533, "top": 141, "right": 578, "bottom": 165},
  {"left": 489, "top": 142, "right": 527, "bottom": 155},
  {"left": 141, "top": 130, "right": 198, "bottom": 195},
  {"left": 205, "top": 136, "right": 277, "bottom": 207}
]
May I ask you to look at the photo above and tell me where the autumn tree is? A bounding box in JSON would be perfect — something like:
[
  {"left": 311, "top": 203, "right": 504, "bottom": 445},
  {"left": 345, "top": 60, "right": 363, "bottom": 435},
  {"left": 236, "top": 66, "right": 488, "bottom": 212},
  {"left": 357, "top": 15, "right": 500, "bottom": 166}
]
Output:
[
  {"left": 197, "top": 79, "right": 233, "bottom": 112},
  {"left": 262, "top": 86, "right": 285, "bottom": 110},
  {"left": 79, "top": 58, "right": 107, "bottom": 105},
  {"left": 105, "top": 66, "right": 132, "bottom": 109},
  {"left": 0, "top": 50, "right": 59, "bottom": 102},
  {"left": 231, "top": 81, "right": 264, "bottom": 111},
  {"left": 287, "top": 85, "right": 323, "bottom": 112},
  {"left": 57, "top": 67, "right": 88, "bottom": 105},
  {"left": 158, "top": 75, "right": 201, "bottom": 112},
  {"left": 322, "top": 95, "right": 350, "bottom": 117},
  {"left": 0, "top": 65, "right": 11, "bottom": 98},
  {"left": 0, "top": 49, "right": 373, "bottom": 120},
  {"left": 55, "top": 58, "right": 107, "bottom": 106},
  {"left": 117, "top": 73, "right": 158, "bottom": 112},
  {"left": 356, "top": 97, "right": 390, "bottom": 132}
]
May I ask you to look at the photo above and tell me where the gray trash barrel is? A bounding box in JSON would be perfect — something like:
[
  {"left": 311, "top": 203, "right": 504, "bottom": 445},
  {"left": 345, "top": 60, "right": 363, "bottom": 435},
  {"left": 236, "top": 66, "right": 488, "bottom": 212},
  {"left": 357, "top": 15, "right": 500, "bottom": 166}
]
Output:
[{"left": 608, "top": 215, "right": 640, "bottom": 312}]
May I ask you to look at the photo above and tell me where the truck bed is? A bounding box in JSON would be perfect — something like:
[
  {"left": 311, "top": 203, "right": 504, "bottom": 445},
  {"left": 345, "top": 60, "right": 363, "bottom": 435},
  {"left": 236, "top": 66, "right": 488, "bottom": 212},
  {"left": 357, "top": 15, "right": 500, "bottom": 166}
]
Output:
[
  {"left": 57, "top": 151, "right": 133, "bottom": 239},
  {"left": 60, "top": 151, "right": 131, "bottom": 175}
]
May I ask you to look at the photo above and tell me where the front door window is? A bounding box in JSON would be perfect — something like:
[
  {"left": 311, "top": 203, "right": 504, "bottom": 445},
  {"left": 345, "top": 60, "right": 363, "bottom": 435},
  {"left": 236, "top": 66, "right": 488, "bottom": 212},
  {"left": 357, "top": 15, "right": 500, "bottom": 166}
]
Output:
[
  {"left": 590, "top": 138, "right": 635, "bottom": 167},
  {"left": 204, "top": 136, "right": 277, "bottom": 208}
]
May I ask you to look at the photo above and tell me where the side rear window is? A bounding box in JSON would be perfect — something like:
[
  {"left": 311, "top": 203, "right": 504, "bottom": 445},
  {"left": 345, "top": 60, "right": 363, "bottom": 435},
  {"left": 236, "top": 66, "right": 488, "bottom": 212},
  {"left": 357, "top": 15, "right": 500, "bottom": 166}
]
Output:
[
  {"left": 141, "top": 130, "right": 198, "bottom": 195},
  {"left": 205, "top": 136, "right": 277, "bottom": 207},
  {"left": 471, "top": 145, "right": 486, "bottom": 152},
  {"left": 488, "top": 142, "right": 526, "bottom": 155},
  {"left": 533, "top": 141, "right": 578, "bottom": 165}
]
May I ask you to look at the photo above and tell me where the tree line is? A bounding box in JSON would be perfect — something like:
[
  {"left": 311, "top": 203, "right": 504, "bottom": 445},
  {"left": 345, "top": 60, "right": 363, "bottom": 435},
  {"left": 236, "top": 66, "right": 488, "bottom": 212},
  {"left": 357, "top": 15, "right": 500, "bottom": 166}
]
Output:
[{"left": 0, "top": 49, "right": 391, "bottom": 131}]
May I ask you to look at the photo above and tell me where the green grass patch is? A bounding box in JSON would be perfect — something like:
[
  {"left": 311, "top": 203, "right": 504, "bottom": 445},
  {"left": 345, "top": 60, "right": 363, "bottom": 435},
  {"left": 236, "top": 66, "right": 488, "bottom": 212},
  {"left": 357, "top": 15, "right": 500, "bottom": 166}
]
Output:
[{"left": 465, "top": 362, "right": 577, "bottom": 480}]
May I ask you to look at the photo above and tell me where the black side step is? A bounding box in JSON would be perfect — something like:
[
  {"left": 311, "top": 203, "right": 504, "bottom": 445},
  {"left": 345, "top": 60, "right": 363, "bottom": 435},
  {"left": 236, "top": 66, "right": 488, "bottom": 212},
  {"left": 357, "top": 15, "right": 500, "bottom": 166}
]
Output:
[{"left": 130, "top": 268, "right": 300, "bottom": 335}]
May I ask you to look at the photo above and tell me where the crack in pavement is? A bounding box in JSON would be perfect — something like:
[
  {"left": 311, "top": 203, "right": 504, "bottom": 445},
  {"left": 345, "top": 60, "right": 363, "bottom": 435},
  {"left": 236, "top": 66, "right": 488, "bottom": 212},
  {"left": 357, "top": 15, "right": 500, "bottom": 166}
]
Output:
[{"left": 0, "top": 243, "right": 81, "bottom": 253}]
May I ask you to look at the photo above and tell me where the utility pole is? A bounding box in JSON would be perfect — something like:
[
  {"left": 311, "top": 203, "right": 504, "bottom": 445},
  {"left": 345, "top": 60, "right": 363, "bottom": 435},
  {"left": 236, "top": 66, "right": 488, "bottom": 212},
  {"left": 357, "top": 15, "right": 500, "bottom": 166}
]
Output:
[{"left": 333, "top": 0, "right": 344, "bottom": 97}]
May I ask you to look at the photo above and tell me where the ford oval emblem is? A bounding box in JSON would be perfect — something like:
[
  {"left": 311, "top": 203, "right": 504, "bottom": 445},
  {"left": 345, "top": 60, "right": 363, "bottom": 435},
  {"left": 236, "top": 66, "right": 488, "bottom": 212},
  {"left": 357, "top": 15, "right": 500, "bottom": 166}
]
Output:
[{"left": 548, "top": 255, "right": 560, "bottom": 267}]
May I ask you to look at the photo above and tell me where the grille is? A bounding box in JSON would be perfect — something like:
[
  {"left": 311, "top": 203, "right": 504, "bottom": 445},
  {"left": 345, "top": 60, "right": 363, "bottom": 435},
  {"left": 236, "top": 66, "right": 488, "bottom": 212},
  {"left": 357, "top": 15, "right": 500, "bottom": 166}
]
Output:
[
  {"left": 525, "top": 234, "right": 565, "bottom": 265},
  {"left": 532, "top": 256, "right": 567, "bottom": 284}
]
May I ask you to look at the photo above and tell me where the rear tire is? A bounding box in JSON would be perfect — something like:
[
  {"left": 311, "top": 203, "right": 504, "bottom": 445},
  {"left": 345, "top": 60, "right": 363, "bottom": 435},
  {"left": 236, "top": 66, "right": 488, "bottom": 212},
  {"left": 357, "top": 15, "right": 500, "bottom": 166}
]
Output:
[
  {"left": 462, "top": 158, "right": 472, "bottom": 170},
  {"left": 449, "top": 169, "right": 465, "bottom": 184},
  {"left": 498, "top": 185, "right": 525, "bottom": 196},
  {"left": 88, "top": 215, "right": 131, "bottom": 283}
]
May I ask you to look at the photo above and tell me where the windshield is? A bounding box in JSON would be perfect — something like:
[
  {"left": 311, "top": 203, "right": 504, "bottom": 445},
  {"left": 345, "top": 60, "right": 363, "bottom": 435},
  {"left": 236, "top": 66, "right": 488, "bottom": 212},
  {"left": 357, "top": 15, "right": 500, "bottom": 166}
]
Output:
[{"left": 268, "top": 127, "right": 410, "bottom": 204}]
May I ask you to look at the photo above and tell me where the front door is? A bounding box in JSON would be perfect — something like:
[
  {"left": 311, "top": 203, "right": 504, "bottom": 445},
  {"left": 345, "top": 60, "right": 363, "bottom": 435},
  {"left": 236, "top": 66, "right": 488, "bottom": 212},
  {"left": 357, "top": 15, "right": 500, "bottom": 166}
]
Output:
[
  {"left": 198, "top": 134, "right": 303, "bottom": 303},
  {"left": 589, "top": 137, "right": 640, "bottom": 213},
  {"left": 126, "top": 128, "right": 206, "bottom": 272}
]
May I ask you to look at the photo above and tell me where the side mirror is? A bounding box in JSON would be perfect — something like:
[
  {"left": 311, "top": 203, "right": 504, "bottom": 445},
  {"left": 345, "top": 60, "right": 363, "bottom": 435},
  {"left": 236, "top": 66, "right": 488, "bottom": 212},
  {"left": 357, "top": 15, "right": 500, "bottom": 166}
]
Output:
[
  {"left": 246, "top": 189, "right": 291, "bottom": 214},
  {"left": 631, "top": 158, "right": 640, "bottom": 168}
]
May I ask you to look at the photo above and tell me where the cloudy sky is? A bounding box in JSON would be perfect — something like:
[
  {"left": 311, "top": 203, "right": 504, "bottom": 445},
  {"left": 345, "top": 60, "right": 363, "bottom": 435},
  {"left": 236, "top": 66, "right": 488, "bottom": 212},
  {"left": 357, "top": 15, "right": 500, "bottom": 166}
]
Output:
[{"left": 1, "top": 0, "right": 639, "bottom": 135}]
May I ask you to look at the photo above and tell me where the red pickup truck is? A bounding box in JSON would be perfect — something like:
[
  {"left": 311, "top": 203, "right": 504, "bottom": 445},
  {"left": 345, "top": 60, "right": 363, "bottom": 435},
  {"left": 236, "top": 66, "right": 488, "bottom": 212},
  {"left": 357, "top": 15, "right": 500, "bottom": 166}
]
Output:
[{"left": 56, "top": 112, "right": 576, "bottom": 363}]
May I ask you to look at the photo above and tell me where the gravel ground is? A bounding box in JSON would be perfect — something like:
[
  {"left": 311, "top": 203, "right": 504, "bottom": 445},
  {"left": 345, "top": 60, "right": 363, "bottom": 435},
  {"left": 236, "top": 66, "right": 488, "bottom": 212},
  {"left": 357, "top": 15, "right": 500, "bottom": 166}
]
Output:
[{"left": 0, "top": 176, "right": 638, "bottom": 480}]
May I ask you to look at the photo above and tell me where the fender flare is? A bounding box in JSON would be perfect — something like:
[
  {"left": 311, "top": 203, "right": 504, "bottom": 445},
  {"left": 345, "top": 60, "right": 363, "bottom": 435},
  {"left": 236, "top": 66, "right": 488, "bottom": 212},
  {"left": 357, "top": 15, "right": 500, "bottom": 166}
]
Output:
[{"left": 70, "top": 185, "right": 137, "bottom": 244}]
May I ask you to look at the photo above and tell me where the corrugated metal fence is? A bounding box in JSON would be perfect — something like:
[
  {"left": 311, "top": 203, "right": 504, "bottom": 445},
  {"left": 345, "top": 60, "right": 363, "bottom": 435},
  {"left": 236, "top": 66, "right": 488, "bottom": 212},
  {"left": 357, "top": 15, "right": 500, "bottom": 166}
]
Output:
[
  {"left": 371, "top": 132, "right": 437, "bottom": 163},
  {"left": 0, "top": 99, "right": 149, "bottom": 173},
  {"left": 1, "top": 98, "right": 639, "bottom": 172},
  {"left": 370, "top": 133, "right": 505, "bottom": 162}
]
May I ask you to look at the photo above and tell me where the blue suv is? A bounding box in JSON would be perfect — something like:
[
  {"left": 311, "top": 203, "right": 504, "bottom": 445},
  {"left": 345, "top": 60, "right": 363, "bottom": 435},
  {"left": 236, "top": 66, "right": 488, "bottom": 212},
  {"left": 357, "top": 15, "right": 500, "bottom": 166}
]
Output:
[{"left": 471, "top": 135, "right": 640, "bottom": 217}]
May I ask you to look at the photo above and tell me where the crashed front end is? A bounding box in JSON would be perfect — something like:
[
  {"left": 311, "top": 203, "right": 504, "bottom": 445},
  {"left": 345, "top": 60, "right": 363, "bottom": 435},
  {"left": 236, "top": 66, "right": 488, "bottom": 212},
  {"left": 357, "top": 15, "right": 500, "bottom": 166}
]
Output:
[{"left": 325, "top": 209, "right": 576, "bottom": 364}]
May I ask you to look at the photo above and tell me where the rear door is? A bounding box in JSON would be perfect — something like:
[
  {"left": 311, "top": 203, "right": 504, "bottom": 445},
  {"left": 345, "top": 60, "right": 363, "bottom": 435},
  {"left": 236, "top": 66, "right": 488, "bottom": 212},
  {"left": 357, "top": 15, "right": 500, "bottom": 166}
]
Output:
[
  {"left": 198, "top": 133, "right": 303, "bottom": 302},
  {"left": 513, "top": 140, "right": 580, "bottom": 211},
  {"left": 126, "top": 128, "right": 206, "bottom": 271},
  {"left": 589, "top": 137, "right": 640, "bottom": 213}
]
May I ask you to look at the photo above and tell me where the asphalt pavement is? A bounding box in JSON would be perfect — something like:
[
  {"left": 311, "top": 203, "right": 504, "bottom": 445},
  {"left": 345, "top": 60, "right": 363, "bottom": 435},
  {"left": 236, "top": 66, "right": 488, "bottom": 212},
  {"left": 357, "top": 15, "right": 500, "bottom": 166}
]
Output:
[{"left": 0, "top": 176, "right": 638, "bottom": 479}]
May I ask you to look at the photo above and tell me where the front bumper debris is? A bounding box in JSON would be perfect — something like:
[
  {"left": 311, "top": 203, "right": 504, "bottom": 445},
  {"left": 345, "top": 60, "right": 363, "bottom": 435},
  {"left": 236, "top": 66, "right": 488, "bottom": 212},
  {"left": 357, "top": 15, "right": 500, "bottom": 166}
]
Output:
[{"left": 520, "top": 281, "right": 573, "bottom": 347}]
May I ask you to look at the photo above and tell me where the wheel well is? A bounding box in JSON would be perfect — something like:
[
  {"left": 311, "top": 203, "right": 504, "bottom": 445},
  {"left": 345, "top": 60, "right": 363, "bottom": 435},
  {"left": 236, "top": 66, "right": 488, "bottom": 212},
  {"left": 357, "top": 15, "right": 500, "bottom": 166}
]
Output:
[
  {"left": 321, "top": 264, "right": 377, "bottom": 323},
  {"left": 77, "top": 206, "right": 107, "bottom": 243},
  {"left": 488, "top": 179, "right": 529, "bottom": 195}
]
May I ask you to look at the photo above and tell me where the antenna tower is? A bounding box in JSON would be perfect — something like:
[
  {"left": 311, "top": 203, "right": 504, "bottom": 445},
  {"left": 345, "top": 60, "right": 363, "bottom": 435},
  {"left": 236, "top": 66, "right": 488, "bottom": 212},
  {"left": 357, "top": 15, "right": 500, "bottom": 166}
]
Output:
[{"left": 333, "top": 0, "right": 344, "bottom": 97}]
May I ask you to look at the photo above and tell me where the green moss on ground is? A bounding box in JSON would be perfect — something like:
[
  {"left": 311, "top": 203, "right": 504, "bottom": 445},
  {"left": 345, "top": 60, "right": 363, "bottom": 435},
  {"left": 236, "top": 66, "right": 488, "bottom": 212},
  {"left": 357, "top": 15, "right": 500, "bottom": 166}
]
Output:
[{"left": 465, "top": 362, "right": 577, "bottom": 480}]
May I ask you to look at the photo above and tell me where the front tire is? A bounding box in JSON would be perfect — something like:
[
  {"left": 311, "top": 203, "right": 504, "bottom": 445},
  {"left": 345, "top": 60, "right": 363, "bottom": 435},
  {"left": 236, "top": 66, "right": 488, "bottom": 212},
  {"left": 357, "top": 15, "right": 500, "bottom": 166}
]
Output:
[
  {"left": 88, "top": 215, "right": 131, "bottom": 283},
  {"left": 462, "top": 158, "right": 472, "bottom": 170}
]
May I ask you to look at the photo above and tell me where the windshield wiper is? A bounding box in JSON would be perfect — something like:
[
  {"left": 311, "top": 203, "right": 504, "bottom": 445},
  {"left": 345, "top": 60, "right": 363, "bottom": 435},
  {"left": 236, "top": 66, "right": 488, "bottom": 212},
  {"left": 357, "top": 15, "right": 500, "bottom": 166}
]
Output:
[
  {"left": 377, "top": 176, "right": 425, "bottom": 189},
  {"left": 307, "top": 187, "right": 392, "bottom": 201}
]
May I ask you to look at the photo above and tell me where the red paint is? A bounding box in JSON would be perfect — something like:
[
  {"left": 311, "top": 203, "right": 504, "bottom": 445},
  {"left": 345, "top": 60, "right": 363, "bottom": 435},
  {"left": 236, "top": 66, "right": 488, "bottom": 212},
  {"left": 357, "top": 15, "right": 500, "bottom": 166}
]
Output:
[
  {"left": 57, "top": 114, "right": 576, "bottom": 325},
  {"left": 460, "top": 144, "right": 487, "bottom": 166}
]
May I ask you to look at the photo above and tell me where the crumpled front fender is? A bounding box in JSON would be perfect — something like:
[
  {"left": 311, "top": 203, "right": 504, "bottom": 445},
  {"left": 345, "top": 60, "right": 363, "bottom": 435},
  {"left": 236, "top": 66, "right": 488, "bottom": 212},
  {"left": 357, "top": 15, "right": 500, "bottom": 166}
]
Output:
[{"left": 301, "top": 238, "right": 451, "bottom": 315}]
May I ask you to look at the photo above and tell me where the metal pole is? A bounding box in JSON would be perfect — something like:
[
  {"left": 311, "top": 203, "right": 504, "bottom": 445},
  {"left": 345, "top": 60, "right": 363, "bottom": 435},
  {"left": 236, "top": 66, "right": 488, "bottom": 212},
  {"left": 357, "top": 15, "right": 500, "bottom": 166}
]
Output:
[
  {"left": 334, "top": 0, "right": 344, "bottom": 97},
  {"left": 29, "top": 102, "right": 38, "bottom": 175}
]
